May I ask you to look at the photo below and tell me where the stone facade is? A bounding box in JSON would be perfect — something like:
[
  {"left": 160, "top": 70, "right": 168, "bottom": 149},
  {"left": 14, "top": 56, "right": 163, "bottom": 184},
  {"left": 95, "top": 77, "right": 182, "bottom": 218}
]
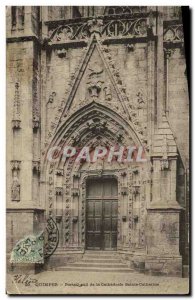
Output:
[{"left": 6, "top": 6, "right": 189, "bottom": 277}]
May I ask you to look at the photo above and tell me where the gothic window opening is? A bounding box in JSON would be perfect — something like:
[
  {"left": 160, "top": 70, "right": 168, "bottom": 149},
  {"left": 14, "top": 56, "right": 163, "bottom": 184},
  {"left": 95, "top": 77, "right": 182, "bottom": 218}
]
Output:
[
  {"left": 72, "top": 6, "right": 82, "bottom": 19},
  {"left": 11, "top": 6, "right": 24, "bottom": 30},
  {"left": 11, "top": 6, "right": 16, "bottom": 29},
  {"left": 18, "top": 6, "right": 24, "bottom": 28}
]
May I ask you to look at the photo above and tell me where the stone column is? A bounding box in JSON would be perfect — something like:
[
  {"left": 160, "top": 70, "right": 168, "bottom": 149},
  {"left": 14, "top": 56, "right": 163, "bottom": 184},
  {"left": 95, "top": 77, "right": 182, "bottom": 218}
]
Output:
[
  {"left": 145, "top": 156, "right": 183, "bottom": 277},
  {"left": 6, "top": 6, "right": 43, "bottom": 274}
]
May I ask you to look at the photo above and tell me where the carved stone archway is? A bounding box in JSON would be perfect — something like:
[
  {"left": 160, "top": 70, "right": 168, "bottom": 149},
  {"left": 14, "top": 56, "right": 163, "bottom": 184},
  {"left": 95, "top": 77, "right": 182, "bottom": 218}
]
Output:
[{"left": 43, "top": 101, "right": 151, "bottom": 253}]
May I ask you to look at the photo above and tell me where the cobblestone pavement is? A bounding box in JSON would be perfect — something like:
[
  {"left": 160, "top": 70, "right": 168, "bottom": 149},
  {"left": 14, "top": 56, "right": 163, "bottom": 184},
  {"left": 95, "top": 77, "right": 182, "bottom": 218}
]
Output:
[{"left": 7, "top": 271, "right": 189, "bottom": 295}]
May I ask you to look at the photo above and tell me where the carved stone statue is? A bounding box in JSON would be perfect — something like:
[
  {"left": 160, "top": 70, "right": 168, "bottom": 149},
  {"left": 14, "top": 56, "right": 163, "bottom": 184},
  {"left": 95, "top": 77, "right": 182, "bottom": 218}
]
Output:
[
  {"left": 87, "top": 65, "right": 104, "bottom": 98},
  {"left": 11, "top": 172, "right": 20, "bottom": 201},
  {"left": 87, "top": 18, "right": 103, "bottom": 36},
  {"left": 103, "top": 86, "right": 112, "bottom": 101}
]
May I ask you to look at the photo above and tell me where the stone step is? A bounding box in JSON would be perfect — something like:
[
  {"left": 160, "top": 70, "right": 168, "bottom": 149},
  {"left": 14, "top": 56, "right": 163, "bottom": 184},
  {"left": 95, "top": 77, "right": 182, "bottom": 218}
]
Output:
[
  {"left": 83, "top": 254, "right": 119, "bottom": 259},
  {"left": 85, "top": 250, "right": 117, "bottom": 253},
  {"left": 69, "top": 262, "right": 129, "bottom": 268},
  {"left": 82, "top": 259, "right": 122, "bottom": 263},
  {"left": 56, "top": 266, "right": 133, "bottom": 273},
  {"left": 84, "top": 251, "right": 117, "bottom": 255},
  {"left": 56, "top": 251, "right": 132, "bottom": 273}
]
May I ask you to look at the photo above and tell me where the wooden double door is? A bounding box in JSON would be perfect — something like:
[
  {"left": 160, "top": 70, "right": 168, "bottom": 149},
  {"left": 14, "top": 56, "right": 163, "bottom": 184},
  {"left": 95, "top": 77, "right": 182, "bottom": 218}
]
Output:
[{"left": 86, "top": 178, "right": 118, "bottom": 250}]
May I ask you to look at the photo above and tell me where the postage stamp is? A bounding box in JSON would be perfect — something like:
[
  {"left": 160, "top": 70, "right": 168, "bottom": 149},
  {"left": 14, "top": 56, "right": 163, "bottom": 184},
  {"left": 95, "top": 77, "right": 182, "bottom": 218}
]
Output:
[{"left": 10, "top": 232, "right": 44, "bottom": 264}]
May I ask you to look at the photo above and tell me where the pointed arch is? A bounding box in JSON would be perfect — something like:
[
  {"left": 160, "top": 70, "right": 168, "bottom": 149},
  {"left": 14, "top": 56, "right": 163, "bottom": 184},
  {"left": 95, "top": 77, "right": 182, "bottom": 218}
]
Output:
[
  {"left": 46, "top": 101, "right": 143, "bottom": 158},
  {"left": 44, "top": 36, "right": 145, "bottom": 151}
]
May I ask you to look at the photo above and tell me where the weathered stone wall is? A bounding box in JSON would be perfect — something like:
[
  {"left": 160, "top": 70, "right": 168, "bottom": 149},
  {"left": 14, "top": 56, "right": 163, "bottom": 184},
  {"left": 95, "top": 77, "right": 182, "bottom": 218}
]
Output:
[
  {"left": 45, "top": 47, "right": 84, "bottom": 137},
  {"left": 7, "top": 41, "right": 34, "bottom": 209},
  {"left": 168, "top": 49, "right": 189, "bottom": 167}
]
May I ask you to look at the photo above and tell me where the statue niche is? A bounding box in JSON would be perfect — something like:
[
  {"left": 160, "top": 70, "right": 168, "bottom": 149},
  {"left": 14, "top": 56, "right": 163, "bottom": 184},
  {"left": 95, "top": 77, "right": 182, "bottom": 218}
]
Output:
[{"left": 11, "top": 170, "right": 20, "bottom": 201}]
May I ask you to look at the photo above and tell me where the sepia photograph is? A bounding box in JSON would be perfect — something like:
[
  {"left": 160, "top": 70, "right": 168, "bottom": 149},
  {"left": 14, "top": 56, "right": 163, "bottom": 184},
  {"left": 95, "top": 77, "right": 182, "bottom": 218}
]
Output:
[{"left": 6, "top": 5, "right": 190, "bottom": 295}]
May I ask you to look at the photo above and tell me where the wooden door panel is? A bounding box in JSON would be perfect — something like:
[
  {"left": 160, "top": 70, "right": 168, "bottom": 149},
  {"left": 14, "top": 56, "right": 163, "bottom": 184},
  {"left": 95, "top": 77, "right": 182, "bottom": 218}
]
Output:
[
  {"left": 112, "top": 200, "right": 118, "bottom": 215},
  {"left": 94, "top": 234, "right": 101, "bottom": 247},
  {"left": 104, "top": 201, "right": 111, "bottom": 216},
  {"left": 87, "top": 234, "right": 94, "bottom": 249},
  {"left": 86, "top": 179, "right": 118, "bottom": 250},
  {"left": 111, "top": 233, "right": 117, "bottom": 248},
  {"left": 87, "top": 201, "right": 93, "bottom": 215},
  {"left": 104, "top": 233, "right": 111, "bottom": 250},
  {"left": 111, "top": 183, "right": 118, "bottom": 197},
  {"left": 94, "top": 218, "right": 101, "bottom": 231},
  {"left": 112, "top": 217, "right": 118, "bottom": 231},
  {"left": 86, "top": 199, "right": 102, "bottom": 249},
  {"left": 111, "top": 200, "right": 118, "bottom": 250},
  {"left": 103, "top": 180, "right": 112, "bottom": 197},
  {"left": 87, "top": 217, "right": 94, "bottom": 231},
  {"left": 94, "top": 201, "right": 102, "bottom": 216},
  {"left": 104, "top": 218, "right": 111, "bottom": 231},
  {"left": 87, "top": 181, "right": 102, "bottom": 197}
]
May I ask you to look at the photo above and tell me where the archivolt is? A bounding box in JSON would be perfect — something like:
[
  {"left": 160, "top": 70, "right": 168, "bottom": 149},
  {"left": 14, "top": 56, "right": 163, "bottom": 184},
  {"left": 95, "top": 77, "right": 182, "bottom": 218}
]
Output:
[
  {"left": 41, "top": 101, "right": 150, "bottom": 184},
  {"left": 45, "top": 101, "right": 143, "bottom": 161}
]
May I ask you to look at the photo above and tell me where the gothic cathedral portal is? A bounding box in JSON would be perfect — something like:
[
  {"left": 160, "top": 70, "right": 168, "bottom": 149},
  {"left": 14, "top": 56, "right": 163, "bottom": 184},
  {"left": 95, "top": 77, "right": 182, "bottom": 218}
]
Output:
[{"left": 6, "top": 6, "right": 189, "bottom": 278}]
